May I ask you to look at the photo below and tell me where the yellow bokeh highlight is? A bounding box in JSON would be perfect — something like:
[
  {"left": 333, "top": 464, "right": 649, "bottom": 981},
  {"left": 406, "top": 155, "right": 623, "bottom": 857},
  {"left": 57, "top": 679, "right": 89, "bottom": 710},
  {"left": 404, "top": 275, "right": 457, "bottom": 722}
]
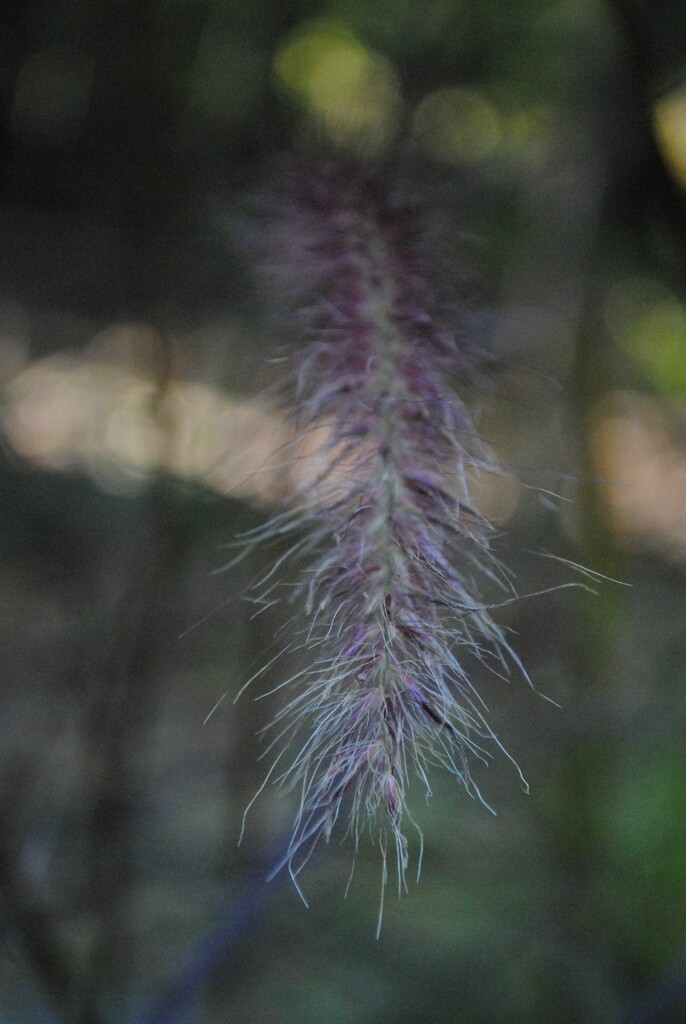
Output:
[
  {"left": 411, "top": 85, "right": 551, "bottom": 166},
  {"left": 653, "top": 86, "right": 686, "bottom": 187},
  {"left": 604, "top": 276, "right": 686, "bottom": 394},
  {"left": 273, "top": 20, "right": 401, "bottom": 154},
  {"left": 411, "top": 87, "right": 501, "bottom": 164}
]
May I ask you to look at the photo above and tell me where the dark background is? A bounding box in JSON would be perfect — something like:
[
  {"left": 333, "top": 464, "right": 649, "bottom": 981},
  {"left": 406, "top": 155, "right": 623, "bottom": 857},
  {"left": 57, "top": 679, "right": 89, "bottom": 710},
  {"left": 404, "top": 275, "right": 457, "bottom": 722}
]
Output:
[{"left": 1, "top": 1, "right": 686, "bottom": 1021}]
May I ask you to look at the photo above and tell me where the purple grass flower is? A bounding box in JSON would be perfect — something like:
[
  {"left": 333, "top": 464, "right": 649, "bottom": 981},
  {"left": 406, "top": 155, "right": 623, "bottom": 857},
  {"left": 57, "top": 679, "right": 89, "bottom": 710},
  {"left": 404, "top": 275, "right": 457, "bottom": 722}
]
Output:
[{"left": 241, "top": 156, "right": 528, "bottom": 919}]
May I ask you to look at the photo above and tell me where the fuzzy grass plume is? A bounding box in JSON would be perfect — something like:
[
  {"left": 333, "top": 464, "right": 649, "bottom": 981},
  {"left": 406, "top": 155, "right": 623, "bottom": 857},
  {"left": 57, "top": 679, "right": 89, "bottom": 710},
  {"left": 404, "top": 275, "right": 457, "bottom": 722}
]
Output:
[{"left": 239, "top": 156, "right": 529, "bottom": 918}]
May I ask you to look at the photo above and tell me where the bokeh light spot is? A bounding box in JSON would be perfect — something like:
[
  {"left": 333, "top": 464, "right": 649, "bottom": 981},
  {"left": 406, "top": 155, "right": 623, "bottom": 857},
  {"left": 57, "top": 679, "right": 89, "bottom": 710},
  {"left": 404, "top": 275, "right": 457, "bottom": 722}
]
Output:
[
  {"left": 411, "top": 87, "right": 501, "bottom": 164},
  {"left": 604, "top": 277, "right": 686, "bottom": 395},
  {"left": 273, "top": 20, "right": 401, "bottom": 154},
  {"left": 654, "top": 86, "right": 686, "bottom": 187}
]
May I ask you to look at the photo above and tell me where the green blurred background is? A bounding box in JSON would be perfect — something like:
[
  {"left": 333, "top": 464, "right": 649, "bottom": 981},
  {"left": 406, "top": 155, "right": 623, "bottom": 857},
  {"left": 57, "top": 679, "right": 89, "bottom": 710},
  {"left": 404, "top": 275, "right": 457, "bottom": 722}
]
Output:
[{"left": 1, "top": 0, "right": 686, "bottom": 1021}]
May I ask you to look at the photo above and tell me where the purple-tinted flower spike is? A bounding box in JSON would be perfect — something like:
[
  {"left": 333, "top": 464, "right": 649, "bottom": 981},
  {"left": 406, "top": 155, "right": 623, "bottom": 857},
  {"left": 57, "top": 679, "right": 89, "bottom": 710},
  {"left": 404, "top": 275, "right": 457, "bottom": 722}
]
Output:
[{"left": 242, "top": 156, "right": 527, "bottom": 918}]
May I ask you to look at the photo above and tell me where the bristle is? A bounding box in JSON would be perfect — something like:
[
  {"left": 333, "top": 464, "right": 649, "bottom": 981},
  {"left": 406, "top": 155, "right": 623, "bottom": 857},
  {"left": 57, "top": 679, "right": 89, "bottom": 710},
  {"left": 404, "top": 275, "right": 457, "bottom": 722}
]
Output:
[{"left": 242, "top": 156, "right": 527, "bottom": 906}]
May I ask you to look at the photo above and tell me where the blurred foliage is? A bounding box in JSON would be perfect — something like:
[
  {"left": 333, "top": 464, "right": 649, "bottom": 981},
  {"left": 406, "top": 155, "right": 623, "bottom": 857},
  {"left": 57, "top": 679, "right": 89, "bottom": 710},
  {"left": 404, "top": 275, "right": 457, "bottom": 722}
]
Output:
[{"left": 1, "top": 0, "right": 686, "bottom": 1023}]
